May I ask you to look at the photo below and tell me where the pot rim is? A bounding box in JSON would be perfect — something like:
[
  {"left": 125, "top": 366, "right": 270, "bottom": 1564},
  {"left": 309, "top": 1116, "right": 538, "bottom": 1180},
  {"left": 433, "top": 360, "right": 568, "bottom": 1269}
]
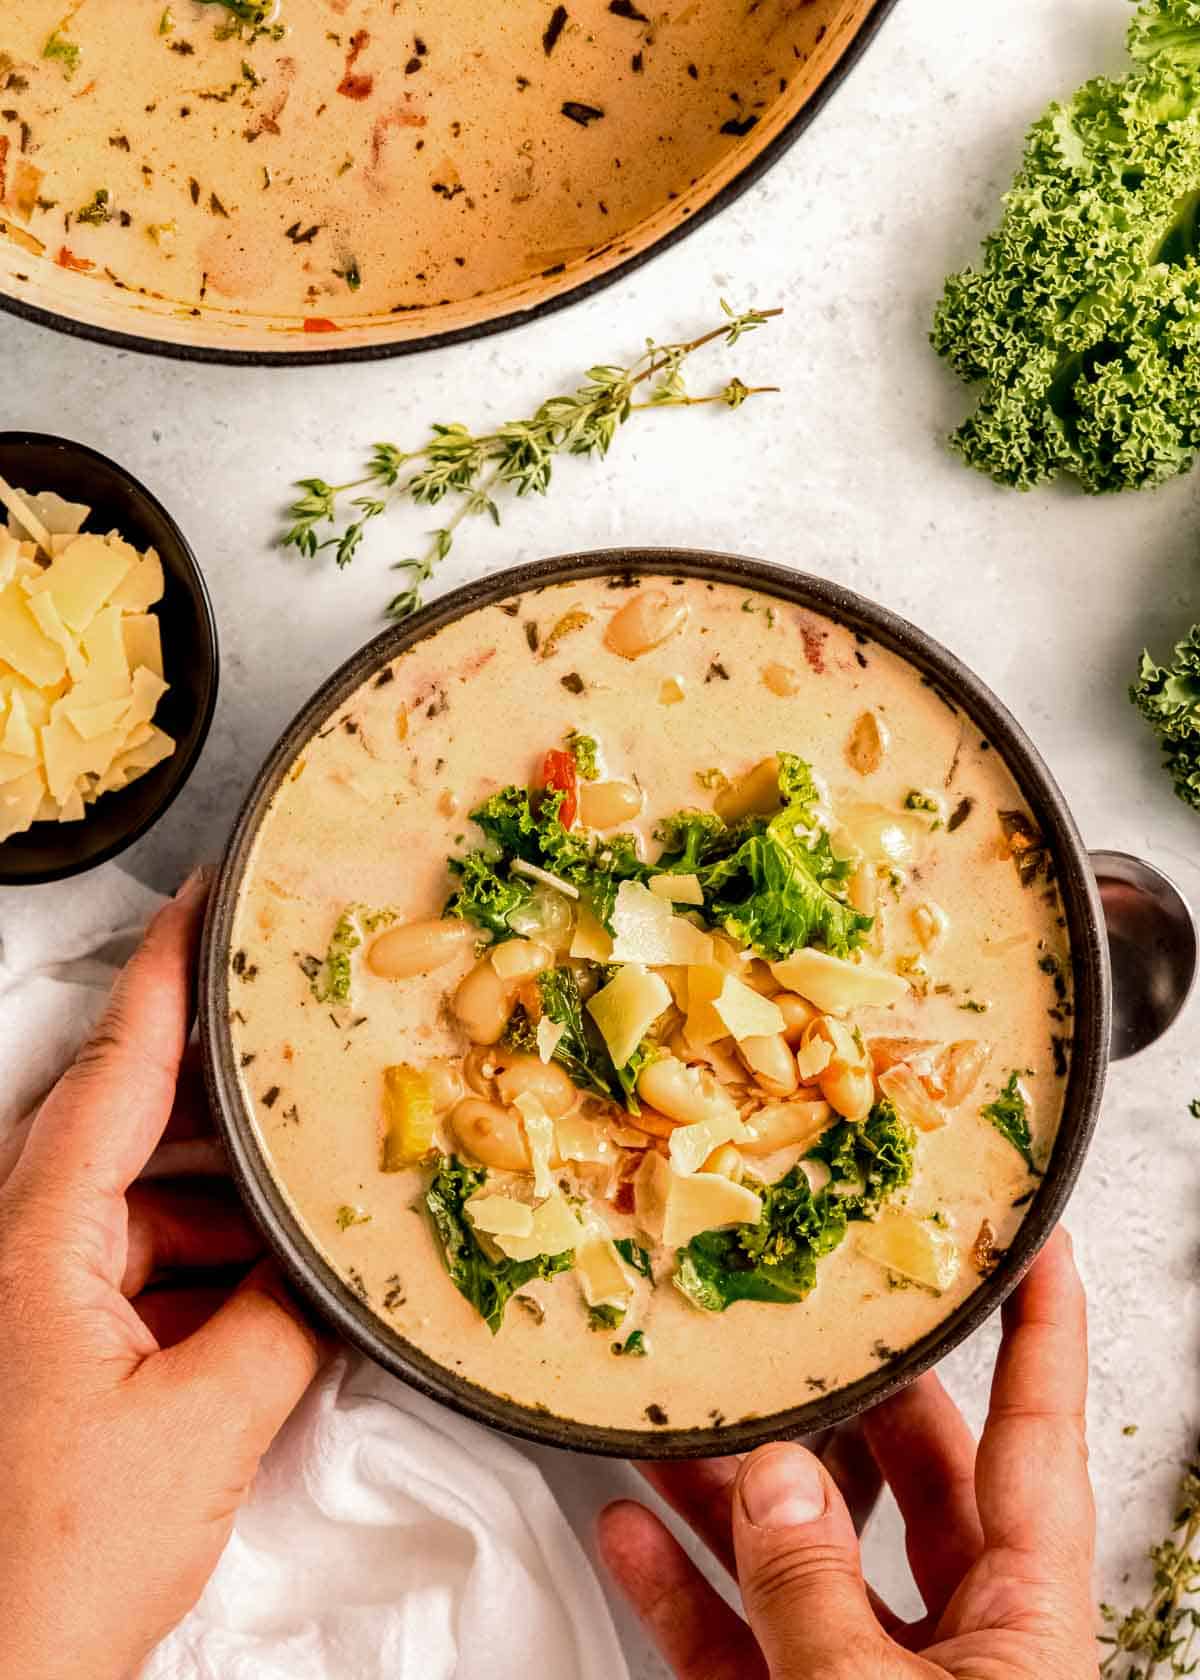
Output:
[
  {"left": 0, "top": 0, "right": 899, "bottom": 368},
  {"left": 200, "top": 548, "right": 1110, "bottom": 1458}
]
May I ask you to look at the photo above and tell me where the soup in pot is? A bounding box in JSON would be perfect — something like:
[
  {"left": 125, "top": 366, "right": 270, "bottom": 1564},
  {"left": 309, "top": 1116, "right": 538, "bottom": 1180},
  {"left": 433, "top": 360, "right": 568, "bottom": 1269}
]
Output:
[{"left": 227, "top": 575, "right": 1072, "bottom": 1432}]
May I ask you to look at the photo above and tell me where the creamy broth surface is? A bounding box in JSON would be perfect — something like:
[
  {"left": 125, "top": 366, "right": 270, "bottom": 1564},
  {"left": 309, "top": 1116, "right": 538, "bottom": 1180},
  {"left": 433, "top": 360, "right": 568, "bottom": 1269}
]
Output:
[
  {"left": 2, "top": 2, "right": 818, "bottom": 323},
  {"left": 229, "top": 578, "right": 1071, "bottom": 1433}
]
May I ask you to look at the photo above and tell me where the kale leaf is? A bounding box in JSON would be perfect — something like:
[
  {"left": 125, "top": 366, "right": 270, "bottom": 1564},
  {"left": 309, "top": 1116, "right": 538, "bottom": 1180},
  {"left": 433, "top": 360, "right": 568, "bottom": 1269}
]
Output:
[
  {"left": 698, "top": 754, "right": 869, "bottom": 960},
  {"left": 982, "top": 1073, "right": 1041, "bottom": 1175},
  {"left": 675, "top": 1103, "right": 915, "bottom": 1313},
  {"left": 450, "top": 785, "right": 646, "bottom": 933},
  {"left": 520, "top": 967, "right": 649, "bottom": 1113},
  {"left": 932, "top": 2, "right": 1200, "bottom": 494},
  {"left": 424, "top": 1155, "right": 573, "bottom": 1334},
  {"left": 588, "top": 1303, "right": 626, "bottom": 1331},
  {"left": 565, "top": 730, "right": 600, "bottom": 780},
  {"left": 615, "top": 1237, "right": 655, "bottom": 1281},
  {"left": 446, "top": 849, "right": 535, "bottom": 940},
  {"left": 1131, "top": 625, "right": 1200, "bottom": 811}
]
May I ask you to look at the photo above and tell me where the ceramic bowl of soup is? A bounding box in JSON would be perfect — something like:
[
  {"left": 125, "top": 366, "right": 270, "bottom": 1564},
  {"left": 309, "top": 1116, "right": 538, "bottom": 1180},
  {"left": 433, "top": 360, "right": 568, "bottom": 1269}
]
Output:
[
  {"left": 0, "top": 1, "right": 893, "bottom": 362},
  {"left": 200, "top": 551, "right": 1109, "bottom": 1456}
]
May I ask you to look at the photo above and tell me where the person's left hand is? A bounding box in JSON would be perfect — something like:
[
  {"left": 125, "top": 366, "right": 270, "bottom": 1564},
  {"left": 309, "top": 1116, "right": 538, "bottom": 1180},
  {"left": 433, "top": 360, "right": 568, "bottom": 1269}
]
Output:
[{"left": 0, "top": 869, "right": 325, "bottom": 1680}]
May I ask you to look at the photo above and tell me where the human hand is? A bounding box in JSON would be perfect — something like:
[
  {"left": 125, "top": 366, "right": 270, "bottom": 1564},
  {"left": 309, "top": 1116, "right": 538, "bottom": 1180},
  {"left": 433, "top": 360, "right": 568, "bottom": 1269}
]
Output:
[
  {"left": 0, "top": 870, "right": 324, "bottom": 1680},
  {"left": 601, "top": 1229, "right": 1095, "bottom": 1679}
]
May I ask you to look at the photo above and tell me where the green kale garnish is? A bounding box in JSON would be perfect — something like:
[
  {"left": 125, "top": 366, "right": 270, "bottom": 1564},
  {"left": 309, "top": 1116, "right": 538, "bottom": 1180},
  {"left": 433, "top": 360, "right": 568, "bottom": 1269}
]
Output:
[
  {"left": 933, "top": 1, "right": 1200, "bottom": 494},
  {"left": 982, "top": 1073, "right": 1041, "bottom": 1175},
  {"left": 336, "top": 1204, "right": 371, "bottom": 1230},
  {"left": 565, "top": 730, "right": 600, "bottom": 780},
  {"left": 1131, "top": 625, "right": 1200, "bottom": 810},
  {"left": 697, "top": 754, "right": 869, "bottom": 960},
  {"left": 446, "top": 849, "right": 535, "bottom": 940},
  {"left": 615, "top": 1237, "right": 654, "bottom": 1281},
  {"left": 309, "top": 905, "right": 394, "bottom": 1005},
  {"left": 75, "top": 189, "right": 112, "bottom": 226},
  {"left": 425, "top": 1156, "right": 573, "bottom": 1334},
  {"left": 612, "top": 1329, "right": 649, "bottom": 1356},
  {"left": 450, "top": 784, "right": 646, "bottom": 933},
  {"left": 588, "top": 1303, "right": 626, "bottom": 1331},
  {"left": 675, "top": 1103, "right": 914, "bottom": 1313},
  {"left": 904, "top": 789, "right": 942, "bottom": 816},
  {"left": 43, "top": 31, "right": 80, "bottom": 76}
]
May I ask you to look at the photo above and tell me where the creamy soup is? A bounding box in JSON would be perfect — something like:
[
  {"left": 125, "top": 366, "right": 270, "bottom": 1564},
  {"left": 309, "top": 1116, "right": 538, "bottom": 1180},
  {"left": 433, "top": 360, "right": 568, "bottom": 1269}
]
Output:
[
  {"left": 1, "top": 1, "right": 821, "bottom": 327},
  {"left": 228, "top": 576, "right": 1072, "bottom": 1433}
]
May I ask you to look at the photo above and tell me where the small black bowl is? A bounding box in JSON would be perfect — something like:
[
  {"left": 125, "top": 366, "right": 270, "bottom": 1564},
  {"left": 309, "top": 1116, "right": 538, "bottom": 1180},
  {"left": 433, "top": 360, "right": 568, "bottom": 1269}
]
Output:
[{"left": 0, "top": 432, "right": 218, "bottom": 885}]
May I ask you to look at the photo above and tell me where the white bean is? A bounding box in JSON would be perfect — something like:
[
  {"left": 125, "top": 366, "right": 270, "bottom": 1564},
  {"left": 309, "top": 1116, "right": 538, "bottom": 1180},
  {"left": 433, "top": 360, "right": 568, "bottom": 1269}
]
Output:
[
  {"left": 819, "top": 1063, "right": 876, "bottom": 1121},
  {"left": 490, "top": 938, "right": 553, "bottom": 982},
  {"left": 368, "top": 917, "right": 477, "bottom": 980},
  {"left": 741, "top": 1099, "right": 833, "bottom": 1156},
  {"left": 453, "top": 959, "right": 514, "bottom": 1045},
  {"left": 775, "top": 992, "right": 817, "bottom": 1046},
  {"left": 495, "top": 1055, "right": 578, "bottom": 1118},
  {"left": 425, "top": 1059, "right": 466, "bottom": 1113},
  {"left": 604, "top": 589, "right": 690, "bottom": 660},
  {"left": 450, "top": 1099, "right": 532, "bottom": 1172},
  {"left": 702, "top": 1144, "right": 743, "bottom": 1179},
  {"left": 578, "top": 779, "right": 643, "bottom": 828},
  {"left": 738, "top": 1033, "right": 800, "bottom": 1097},
  {"left": 637, "top": 1055, "right": 736, "bottom": 1127}
]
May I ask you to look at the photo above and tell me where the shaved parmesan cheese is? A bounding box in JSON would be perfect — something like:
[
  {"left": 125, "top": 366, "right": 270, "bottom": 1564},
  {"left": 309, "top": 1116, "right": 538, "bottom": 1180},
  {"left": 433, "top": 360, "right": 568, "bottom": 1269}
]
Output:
[
  {"left": 0, "top": 766, "right": 46, "bottom": 841},
  {"left": 466, "top": 1195, "right": 534, "bottom": 1240},
  {"left": 58, "top": 784, "right": 85, "bottom": 823},
  {"left": 586, "top": 963, "right": 671, "bottom": 1068},
  {"left": 510, "top": 857, "right": 580, "bottom": 899},
  {"left": 795, "top": 1035, "right": 833, "bottom": 1081},
  {"left": 634, "top": 1150, "right": 672, "bottom": 1242},
  {"left": 0, "top": 531, "right": 23, "bottom": 587},
  {"left": 0, "top": 584, "right": 67, "bottom": 688},
  {"left": 712, "top": 975, "right": 785, "bottom": 1042},
  {"left": 0, "top": 689, "right": 36, "bottom": 759},
  {"left": 94, "top": 726, "right": 176, "bottom": 794},
  {"left": 684, "top": 962, "right": 727, "bottom": 1046},
  {"left": 858, "top": 1210, "right": 960, "bottom": 1293},
  {"left": 576, "top": 1230, "right": 637, "bottom": 1311},
  {"left": 0, "top": 674, "right": 50, "bottom": 729},
  {"left": 124, "top": 665, "right": 169, "bottom": 729},
  {"left": 492, "top": 1193, "right": 584, "bottom": 1262},
  {"left": 648, "top": 871, "right": 704, "bottom": 906},
  {"left": 107, "top": 547, "right": 164, "bottom": 613},
  {"left": 610, "top": 881, "right": 713, "bottom": 966},
  {"left": 41, "top": 709, "right": 125, "bottom": 805},
  {"left": 74, "top": 607, "right": 131, "bottom": 706},
  {"left": 669, "top": 1106, "right": 749, "bottom": 1177},
  {"left": 569, "top": 898, "right": 613, "bottom": 963},
  {"left": 662, "top": 1171, "right": 763, "bottom": 1248},
  {"left": 32, "top": 533, "right": 137, "bottom": 633},
  {"left": 26, "top": 589, "right": 86, "bottom": 682},
  {"left": 555, "top": 1113, "right": 616, "bottom": 1165},
  {"left": 536, "top": 1016, "right": 566, "bottom": 1064},
  {"left": 121, "top": 613, "right": 164, "bottom": 679},
  {"left": 768, "top": 948, "right": 909, "bottom": 1015},
  {"left": 513, "top": 1092, "right": 557, "bottom": 1198},
  {"left": 0, "top": 476, "right": 51, "bottom": 552},
  {"left": 9, "top": 488, "right": 88, "bottom": 542},
  {"left": 0, "top": 747, "right": 38, "bottom": 786},
  {"left": 64, "top": 697, "right": 134, "bottom": 741}
]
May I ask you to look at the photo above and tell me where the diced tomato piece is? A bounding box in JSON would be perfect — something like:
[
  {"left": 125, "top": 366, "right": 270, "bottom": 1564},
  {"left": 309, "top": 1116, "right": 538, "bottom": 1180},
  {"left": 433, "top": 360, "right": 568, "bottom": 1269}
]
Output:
[
  {"left": 541, "top": 748, "right": 578, "bottom": 828},
  {"left": 301, "top": 316, "right": 340, "bottom": 333}
]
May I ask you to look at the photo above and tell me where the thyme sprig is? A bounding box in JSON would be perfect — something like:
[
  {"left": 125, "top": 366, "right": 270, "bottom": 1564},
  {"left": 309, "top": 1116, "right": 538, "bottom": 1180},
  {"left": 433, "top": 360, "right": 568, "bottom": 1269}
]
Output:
[
  {"left": 1101, "top": 1454, "right": 1200, "bottom": 1677},
  {"left": 282, "top": 299, "right": 781, "bottom": 620}
]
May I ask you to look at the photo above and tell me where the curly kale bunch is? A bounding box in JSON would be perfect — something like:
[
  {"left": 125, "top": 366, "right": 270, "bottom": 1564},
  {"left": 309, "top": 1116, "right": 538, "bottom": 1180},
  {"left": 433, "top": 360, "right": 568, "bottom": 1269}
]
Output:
[
  {"left": 934, "top": 0, "right": 1200, "bottom": 493},
  {"left": 1132, "top": 624, "right": 1200, "bottom": 808}
]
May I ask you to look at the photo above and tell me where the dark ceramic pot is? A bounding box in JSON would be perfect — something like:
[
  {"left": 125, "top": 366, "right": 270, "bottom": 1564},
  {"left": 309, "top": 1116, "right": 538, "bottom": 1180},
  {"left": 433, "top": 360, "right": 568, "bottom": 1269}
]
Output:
[
  {"left": 0, "top": 2, "right": 896, "bottom": 364},
  {"left": 200, "top": 550, "right": 1109, "bottom": 1458}
]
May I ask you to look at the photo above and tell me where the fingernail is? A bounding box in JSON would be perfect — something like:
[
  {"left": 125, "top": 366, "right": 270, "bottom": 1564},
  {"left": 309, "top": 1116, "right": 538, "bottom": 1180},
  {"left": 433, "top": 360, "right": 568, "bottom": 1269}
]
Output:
[
  {"left": 175, "top": 864, "right": 214, "bottom": 903},
  {"left": 741, "top": 1446, "right": 828, "bottom": 1530}
]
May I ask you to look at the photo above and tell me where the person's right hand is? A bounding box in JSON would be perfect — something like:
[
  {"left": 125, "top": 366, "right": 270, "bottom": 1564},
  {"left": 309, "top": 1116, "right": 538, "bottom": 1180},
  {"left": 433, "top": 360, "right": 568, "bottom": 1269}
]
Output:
[{"left": 601, "top": 1228, "right": 1096, "bottom": 1679}]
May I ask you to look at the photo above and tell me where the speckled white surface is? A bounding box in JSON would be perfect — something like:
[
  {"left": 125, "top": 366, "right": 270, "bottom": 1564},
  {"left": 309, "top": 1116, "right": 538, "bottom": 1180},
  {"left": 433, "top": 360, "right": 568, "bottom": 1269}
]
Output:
[{"left": 3, "top": 0, "right": 1198, "bottom": 1670}]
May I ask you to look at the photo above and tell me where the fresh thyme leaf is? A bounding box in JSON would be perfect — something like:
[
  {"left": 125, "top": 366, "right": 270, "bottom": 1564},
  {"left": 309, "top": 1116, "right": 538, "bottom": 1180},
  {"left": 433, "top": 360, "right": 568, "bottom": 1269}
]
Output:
[
  {"left": 281, "top": 299, "right": 781, "bottom": 619},
  {"left": 1100, "top": 1452, "right": 1200, "bottom": 1677}
]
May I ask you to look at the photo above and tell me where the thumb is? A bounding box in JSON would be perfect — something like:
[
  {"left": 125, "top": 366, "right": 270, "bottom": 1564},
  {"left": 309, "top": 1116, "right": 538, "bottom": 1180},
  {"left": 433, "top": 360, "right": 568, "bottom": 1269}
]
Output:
[
  {"left": 733, "top": 1442, "right": 889, "bottom": 1676},
  {"left": 153, "top": 1261, "right": 326, "bottom": 1463}
]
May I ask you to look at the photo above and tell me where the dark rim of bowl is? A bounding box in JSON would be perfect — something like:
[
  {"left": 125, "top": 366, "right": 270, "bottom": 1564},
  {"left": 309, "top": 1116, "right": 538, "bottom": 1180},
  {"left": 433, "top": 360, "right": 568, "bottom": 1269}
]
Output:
[
  {"left": 0, "top": 0, "right": 899, "bottom": 368},
  {"left": 201, "top": 549, "right": 1110, "bottom": 1458},
  {"left": 0, "top": 430, "right": 219, "bottom": 885}
]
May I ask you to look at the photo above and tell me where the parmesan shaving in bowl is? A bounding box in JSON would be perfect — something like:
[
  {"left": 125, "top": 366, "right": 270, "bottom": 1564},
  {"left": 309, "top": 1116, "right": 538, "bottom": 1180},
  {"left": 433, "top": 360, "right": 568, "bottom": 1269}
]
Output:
[{"left": 0, "top": 481, "right": 176, "bottom": 842}]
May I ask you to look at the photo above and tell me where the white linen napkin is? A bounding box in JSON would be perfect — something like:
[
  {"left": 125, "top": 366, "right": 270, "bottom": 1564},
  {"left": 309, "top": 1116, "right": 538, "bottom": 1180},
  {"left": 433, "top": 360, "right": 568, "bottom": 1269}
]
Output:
[{"left": 0, "top": 867, "right": 630, "bottom": 1680}]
